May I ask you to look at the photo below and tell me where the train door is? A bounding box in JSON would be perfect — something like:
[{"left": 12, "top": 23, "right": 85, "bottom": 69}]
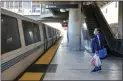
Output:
[
  {"left": 51, "top": 28, "right": 54, "bottom": 44},
  {"left": 42, "top": 24, "right": 47, "bottom": 51}
]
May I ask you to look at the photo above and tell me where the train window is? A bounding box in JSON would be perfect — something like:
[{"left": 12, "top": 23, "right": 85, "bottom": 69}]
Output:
[
  {"left": 22, "top": 20, "right": 41, "bottom": 46},
  {"left": 50, "top": 28, "right": 53, "bottom": 37},
  {"left": 52, "top": 29, "right": 54, "bottom": 36},
  {"left": 33, "top": 23, "right": 41, "bottom": 42},
  {"left": 48, "top": 27, "right": 52, "bottom": 38},
  {"left": 42, "top": 24, "right": 47, "bottom": 39},
  {"left": 53, "top": 29, "right": 55, "bottom": 36},
  {"left": 22, "top": 20, "right": 35, "bottom": 45},
  {"left": 1, "top": 14, "right": 21, "bottom": 54},
  {"left": 49, "top": 28, "right": 52, "bottom": 37},
  {"left": 54, "top": 30, "right": 56, "bottom": 35},
  {"left": 47, "top": 27, "right": 50, "bottom": 37},
  {"left": 51, "top": 29, "right": 53, "bottom": 36}
]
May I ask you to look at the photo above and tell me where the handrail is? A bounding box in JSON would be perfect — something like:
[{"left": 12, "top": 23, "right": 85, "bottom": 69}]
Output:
[
  {"left": 93, "top": 2, "right": 123, "bottom": 42},
  {"left": 81, "top": 3, "right": 123, "bottom": 55},
  {"left": 93, "top": 4, "right": 114, "bottom": 38},
  {"left": 92, "top": 3, "right": 123, "bottom": 55},
  {"left": 81, "top": 4, "right": 93, "bottom": 39}
]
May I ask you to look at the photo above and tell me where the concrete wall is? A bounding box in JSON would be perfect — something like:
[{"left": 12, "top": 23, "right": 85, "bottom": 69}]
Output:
[
  {"left": 101, "top": 2, "right": 119, "bottom": 39},
  {"left": 101, "top": 2, "right": 118, "bottom": 24},
  {"left": 68, "top": 6, "right": 82, "bottom": 51}
]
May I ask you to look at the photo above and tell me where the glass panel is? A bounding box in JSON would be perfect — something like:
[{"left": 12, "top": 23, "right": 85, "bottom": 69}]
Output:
[
  {"left": 33, "top": 23, "right": 41, "bottom": 42},
  {"left": 6, "top": 1, "right": 9, "bottom": 8},
  {"left": 14, "top": 1, "right": 19, "bottom": 8},
  {"left": 48, "top": 27, "right": 52, "bottom": 38},
  {"left": 22, "top": 21, "right": 41, "bottom": 45},
  {"left": 42, "top": 24, "right": 47, "bottom": 39},
  {"left": 32, "top": 1, "right": 40, "bottom": 13},
  {"left": 41, "top": 4, "right": 46, "bottom": 14},
  {"left": 22, "top": 1, "right": 31, "bottom": 9},
  {"left": 22, "top": 20, "right": 35, "bottom": 45},
  {"left": 1, "top": 14, "right": 21, "bottom": 54},
  {"left": 9, "top": 1, "right": 13, "bottom": 8},
  {"left": 19, "top": 1, "right": 22, "bottom": 8}
]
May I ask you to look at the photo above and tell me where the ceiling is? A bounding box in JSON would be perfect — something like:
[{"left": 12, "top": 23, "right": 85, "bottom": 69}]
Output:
[
  {"left": 96, "top": 1, "right": 112, "bottom": 8},
  {"left": 39, "top": 1, "right": 111, "bottom": 23}
]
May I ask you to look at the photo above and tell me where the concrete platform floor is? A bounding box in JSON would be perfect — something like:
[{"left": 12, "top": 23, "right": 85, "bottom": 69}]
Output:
[{"left": 43, "top": 32, "right": 122, "bottom": 80}]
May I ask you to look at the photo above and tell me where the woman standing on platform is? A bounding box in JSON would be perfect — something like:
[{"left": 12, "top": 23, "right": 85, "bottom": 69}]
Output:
[
  {"left": 91, "top": 28, "right": 104, "bottom": 53},
  {"left": 91, "top": 28, "right": 104, "bottom": 72}
]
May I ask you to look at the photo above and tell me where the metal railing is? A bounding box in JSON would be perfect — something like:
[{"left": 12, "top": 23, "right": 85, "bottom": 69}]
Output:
[{"left": 92, "top": 3, "right": 123, "bottom": 55}]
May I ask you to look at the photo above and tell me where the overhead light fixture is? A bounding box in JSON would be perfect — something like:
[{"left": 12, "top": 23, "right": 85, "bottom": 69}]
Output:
[{"left": 60, "top": 9, "right": 66, "bottom": 12}]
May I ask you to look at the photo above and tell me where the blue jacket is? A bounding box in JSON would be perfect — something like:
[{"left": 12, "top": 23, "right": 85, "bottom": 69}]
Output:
[
  {"left": 94, "top": 33, "right": 104, "bottom": 51},
  {"left": 91, "top": 38, "right": 96, "bottom": 53}
]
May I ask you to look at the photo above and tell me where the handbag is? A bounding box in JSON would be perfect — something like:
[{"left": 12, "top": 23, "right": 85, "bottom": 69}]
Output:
[
  {"left": 91, "top": 54, "right": 101, "bottom": 67},
  {"left": 98, "top": 48, "right": 107, "bottom": 58}
]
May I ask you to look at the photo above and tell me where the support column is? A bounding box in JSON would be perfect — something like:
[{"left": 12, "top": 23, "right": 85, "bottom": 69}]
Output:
[
  {"left": 118, "top": 1, "right": 123, "bottom": 39},
  {"left": 68, "top": 3, "right": 82, "bottom": 51}
]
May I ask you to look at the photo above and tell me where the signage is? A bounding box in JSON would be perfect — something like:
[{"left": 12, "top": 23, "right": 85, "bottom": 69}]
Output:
[{"left": 45, "top": 4, "right": 78, "bottom": 9}]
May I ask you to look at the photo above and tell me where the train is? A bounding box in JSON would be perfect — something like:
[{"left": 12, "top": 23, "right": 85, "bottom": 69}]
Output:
[{"left": 1, "top": 8, "right": 61, "bottom": 80}]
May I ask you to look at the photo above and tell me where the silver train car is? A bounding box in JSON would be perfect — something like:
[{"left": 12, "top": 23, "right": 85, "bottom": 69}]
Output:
[{"left": 1, "top": 8, "right": 61, "bottom": 80}]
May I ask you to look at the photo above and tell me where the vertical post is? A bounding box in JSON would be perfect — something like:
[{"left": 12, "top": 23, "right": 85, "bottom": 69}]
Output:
[
  {"left": 68, "top": 2, "right": 82, "bottom": 51},
  {"left": 118, "top": 1, "right": 123, "bottom": 39},
  {"left": 0, "top": 5, "right": 1, "bottom": 80}
]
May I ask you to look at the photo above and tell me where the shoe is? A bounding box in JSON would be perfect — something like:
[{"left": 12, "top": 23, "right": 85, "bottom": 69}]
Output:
[
  {"left": 91, "top": 67, "right": 100, "bottom": 72},
  {"left": 98, "top": 66, "right": 102, "bottom": 70}
]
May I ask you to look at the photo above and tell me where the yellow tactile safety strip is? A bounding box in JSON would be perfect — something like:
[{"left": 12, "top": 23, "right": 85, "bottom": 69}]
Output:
[
  {"left": 19, "top": 72, "right": 43, "bottom": 81},
  {"left": 35, "top": 41, "right": 60, "bottom": 64},
  {"left": 19, "top": 39, "right": 61, "bottom": 81}
]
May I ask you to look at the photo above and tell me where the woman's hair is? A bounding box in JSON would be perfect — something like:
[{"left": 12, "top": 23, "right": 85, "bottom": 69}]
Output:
[
  {"left": 94, "top": 28, "right": 100, "bottom": 35},
  {"left": 95, "top": 28, "right": 100, "bottom": 32}
]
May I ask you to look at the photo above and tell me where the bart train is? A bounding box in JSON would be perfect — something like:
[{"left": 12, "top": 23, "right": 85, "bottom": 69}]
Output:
[{"left": 1, "top": 8, "right": 61, "bottom": 80}]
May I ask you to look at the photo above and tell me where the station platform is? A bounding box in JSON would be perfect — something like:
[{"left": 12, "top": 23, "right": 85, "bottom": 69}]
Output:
[
  {"left": 17, "top": 38, "right": 62, "bottom": 81},
  {"left": 17, "top": 32, "right": 122, "bottom": 81},
  {"left": 44, "top": 33, "right": 122, "bottom": 80}
]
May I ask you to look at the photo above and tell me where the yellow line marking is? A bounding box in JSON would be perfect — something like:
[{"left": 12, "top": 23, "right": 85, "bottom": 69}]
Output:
[
  {"left": 19, "top": 72, "right": 43, "bottom": 81},
  {"left": 35, "top": 40, "right": 60, "bottom": 64},
  {"left": 19, "top": 39, "right": 61, "bottom": 81}
]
